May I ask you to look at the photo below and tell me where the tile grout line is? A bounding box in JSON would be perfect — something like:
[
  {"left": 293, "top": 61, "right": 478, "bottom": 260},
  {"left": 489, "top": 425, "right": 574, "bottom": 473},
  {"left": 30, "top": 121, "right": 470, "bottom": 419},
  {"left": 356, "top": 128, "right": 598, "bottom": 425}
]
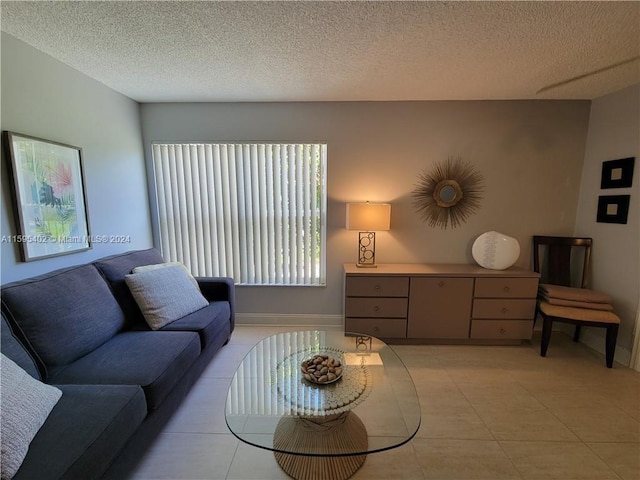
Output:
[
  {"left": 583, "top": 442, "right": 626, "bottom": 480},
  {"left": 224, "top": 436, "right": 242, "bottom": 480},
  {"left": 452, "top": 379, "right": 527, "bottom": 479}
]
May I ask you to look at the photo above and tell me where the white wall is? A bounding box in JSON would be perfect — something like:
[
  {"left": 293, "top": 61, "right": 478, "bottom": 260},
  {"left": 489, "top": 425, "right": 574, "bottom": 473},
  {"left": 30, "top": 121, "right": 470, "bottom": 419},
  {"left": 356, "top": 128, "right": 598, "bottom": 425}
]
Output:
[
  {"left": 574, "top": 84, "right": 640, "bottom": 357},
  {"left": 141, "top": 100, "right": 591, "bottom": 319},
  {"left": 1, "top": 33, "right": 153, "bottom": 283},
  {"left": 1, "top": 33, "right": 600, "bottom": 329},
  {"left": 3, "top": 30, "right": 634, "bottom": 354}
]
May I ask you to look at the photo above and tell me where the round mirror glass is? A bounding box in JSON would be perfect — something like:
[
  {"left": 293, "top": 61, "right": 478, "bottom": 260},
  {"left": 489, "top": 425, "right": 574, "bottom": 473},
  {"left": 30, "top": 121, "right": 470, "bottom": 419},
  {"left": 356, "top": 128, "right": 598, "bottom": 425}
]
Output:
[{"left": 439, "top": 185, "right": 457, "bottom": 203}]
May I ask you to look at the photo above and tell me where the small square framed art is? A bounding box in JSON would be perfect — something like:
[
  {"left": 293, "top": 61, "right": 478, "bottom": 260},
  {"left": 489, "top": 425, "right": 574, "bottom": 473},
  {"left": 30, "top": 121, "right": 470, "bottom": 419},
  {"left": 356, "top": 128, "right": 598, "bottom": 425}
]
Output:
[
  {"left": 600, "top": 157, "right": 635, "bottom": 189},
  {"left": 596, "top": 195, "right": 630, "bottom": 225}
]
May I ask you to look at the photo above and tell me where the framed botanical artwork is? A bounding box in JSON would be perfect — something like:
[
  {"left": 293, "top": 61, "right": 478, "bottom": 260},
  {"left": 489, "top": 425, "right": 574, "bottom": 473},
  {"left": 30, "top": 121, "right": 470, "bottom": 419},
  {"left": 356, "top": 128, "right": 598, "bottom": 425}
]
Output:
[
  {"left": 596, "top": 195, "right": 630, "bottom": 224},
  {"left": 3, "top": 131, "right": 91, "bottom": 261},
  {"left": 601, "top": 157, "right": 635, "bottom": 189}
]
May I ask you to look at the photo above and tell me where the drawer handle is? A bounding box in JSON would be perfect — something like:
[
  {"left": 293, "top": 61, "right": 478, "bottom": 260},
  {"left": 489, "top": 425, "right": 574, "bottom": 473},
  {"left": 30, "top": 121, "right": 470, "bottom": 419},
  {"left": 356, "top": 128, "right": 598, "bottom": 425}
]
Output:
[
  {"left": 375, "top": 285, "right": 382, "bottom": 292},
  {"left": 438, "top": 281, "right": 445, "bottom": 287},
  {"left": 499, "top": 328, "right": 506, "bottom": 335},
  {"left": 503, "top": 286, "right": 510, "bottom": 292},
  {"left": 374, "top": 306, "right": 380, "bottom": 312},
  {"left": 373, "top": 326, "right": 380, "bottom": 333},
  {"left": 501, "top": 307, "right": 509, "bottom": 314}
]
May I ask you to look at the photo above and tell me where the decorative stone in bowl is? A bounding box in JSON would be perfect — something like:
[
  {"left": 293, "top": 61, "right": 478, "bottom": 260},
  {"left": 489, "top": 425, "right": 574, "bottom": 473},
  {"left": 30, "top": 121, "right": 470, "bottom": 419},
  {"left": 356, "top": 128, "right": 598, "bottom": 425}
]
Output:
[{"left": 301, "top": 354, "right": 343, "bottom": 385}]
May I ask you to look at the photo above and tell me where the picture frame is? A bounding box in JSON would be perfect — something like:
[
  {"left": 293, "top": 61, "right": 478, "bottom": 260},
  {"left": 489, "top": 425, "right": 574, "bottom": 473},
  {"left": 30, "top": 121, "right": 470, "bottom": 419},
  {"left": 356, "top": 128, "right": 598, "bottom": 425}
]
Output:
[
  {"left": 3, "top": 131, "right": 91, "bottom": 261},
  {"left": 600, "top": 157, "right": 635, "bottom": 189},
  {"left": 596, "top": 195, "right": 630, "bottom": 225}
]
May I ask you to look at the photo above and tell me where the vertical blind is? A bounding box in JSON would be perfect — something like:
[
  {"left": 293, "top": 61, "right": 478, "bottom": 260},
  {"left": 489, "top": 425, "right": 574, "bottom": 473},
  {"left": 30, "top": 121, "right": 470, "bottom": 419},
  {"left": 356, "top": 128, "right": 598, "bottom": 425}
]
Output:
[{"left": 151, "top": 143, "right": 327, "bottom": 286}]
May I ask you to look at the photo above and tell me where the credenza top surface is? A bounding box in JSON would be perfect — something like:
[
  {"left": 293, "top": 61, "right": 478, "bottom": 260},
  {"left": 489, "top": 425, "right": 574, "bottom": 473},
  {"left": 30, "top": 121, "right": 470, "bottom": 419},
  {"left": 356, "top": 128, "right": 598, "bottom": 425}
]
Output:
[{"left": 343, "top": 263, "right": 540, "bottom": 278}]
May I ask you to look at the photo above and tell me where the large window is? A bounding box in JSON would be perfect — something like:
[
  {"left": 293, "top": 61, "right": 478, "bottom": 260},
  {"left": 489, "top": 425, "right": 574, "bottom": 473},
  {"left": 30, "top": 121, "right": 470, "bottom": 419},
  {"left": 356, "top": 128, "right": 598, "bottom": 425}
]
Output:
[{"left": 151, "top": 143, "right": 327, "bottom": 286}]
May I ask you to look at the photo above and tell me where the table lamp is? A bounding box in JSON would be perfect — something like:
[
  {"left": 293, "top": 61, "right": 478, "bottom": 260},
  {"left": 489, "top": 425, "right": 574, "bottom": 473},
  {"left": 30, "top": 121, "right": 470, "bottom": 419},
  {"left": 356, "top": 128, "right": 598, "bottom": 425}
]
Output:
[{"left": 346, "top": 202, "right": 391, "bottom": 268}]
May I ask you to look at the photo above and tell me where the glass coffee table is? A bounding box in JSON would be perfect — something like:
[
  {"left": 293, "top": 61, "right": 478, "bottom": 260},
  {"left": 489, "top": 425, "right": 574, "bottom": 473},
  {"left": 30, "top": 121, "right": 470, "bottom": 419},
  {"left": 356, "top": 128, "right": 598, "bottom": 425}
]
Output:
[{"left": 225, "top": 330, "right": 420, "bottom": 480}]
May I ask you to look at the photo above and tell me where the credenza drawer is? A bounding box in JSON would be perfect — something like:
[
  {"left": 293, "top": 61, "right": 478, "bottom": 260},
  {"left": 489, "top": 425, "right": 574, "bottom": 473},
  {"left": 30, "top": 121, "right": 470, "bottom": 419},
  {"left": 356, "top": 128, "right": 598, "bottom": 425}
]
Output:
[
  {"left": 345, "top": 276, "right": 409, "bottom": 297},
  {"left": 345, "top": 297, "right": 408, "bottom": 318},
  {"left": 474, "top": 278, "right": 538, "bottom": 298},
  {"left": 472, "top": 299, "right": 536, "bottom": 319},
  {"left": 470, "top": 320, "right": 534, "bottom": 339},
  {"left": 345, "top": 318, "right": 407, "bottom": 338}
]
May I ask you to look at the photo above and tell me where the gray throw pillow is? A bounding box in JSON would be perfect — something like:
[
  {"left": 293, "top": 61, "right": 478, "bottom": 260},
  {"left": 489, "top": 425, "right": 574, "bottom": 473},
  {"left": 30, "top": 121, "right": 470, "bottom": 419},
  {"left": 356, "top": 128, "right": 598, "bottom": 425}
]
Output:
[
  {"left": 133, "top": 262, "right": 199, "bottom": 288},
  {"left": 125, "top": 264, "right": 209, "bottom": 330},
  {"left": 1, "top": 354, "right": 62, "bottom": 480}
]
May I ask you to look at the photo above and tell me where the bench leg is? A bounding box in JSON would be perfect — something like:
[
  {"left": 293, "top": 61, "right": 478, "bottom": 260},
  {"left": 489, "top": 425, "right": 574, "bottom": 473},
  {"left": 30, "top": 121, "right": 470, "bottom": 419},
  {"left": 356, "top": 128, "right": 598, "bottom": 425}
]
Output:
[
  {"left": 605, "top": 324, "right": 619, "bottom": 368},
  {"left": 540, "top": 316, "right": 553, "bottom": 357},
  {"left": 573, "top": 325, "right": 582, "bottom": 342}
]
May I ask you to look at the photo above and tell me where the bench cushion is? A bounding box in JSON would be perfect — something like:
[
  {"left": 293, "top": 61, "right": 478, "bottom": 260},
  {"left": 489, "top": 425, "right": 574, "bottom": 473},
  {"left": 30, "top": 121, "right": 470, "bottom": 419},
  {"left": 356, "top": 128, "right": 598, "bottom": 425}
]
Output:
[
  {"left": 539, "top": 301, "right": 620, "bottom": 324},
  {"left": 14, "top": 384, "right": 147, "bottom": 480},
  {"left": 48, "top": 331, "right": 200, "bottom": 410},
  {"left": 538, "top": 284, "right": 612, "bottom": 304}
]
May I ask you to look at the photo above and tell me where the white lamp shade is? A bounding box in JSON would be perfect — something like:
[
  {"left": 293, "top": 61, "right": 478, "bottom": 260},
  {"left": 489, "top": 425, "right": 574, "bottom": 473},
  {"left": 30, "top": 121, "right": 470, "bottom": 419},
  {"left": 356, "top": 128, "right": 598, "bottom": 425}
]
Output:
[
  {"left": 472, "top": 231, "right": 520, "bottom": 270},
  {"left": 346, "top": 203, "right": 391, "bottom": 231}
]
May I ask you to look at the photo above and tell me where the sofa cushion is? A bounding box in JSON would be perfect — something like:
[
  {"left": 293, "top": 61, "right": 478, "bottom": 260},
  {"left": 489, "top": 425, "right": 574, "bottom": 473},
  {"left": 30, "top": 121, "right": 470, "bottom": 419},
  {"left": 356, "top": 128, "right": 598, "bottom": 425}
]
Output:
[
  {"left": 161, "top": 301, "right": 232, "bottom": 349},
  {"left": 1, "top": 313, "right": 40, "bottom": 380},
  {"left": 1, "top": 264, "right": 126, "bottom": 380},
  {"left": 48, "top": 331, "right": 200, "bottom": 410},
  {"left": 93, "top": 248, "right": 165, "bottom": 325},
  {"left": 125, "top": 265, "right": 209, "bottom": 330},
  {"left": 1, "top": 354, "right": 62, "bottom": 480},
  {"left": 13, "top": 384, "right": 147, "bottom": 480}
]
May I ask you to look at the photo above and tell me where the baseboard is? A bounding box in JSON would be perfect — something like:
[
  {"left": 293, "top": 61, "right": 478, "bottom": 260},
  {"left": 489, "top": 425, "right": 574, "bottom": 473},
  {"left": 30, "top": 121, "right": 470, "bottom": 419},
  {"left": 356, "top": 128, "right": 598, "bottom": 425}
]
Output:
[
  {"left": 236, "top": 313, "right": 343, "bottom": 327},
  {"left": 556, "top": 323, "right": 631, "bottom": 367}
]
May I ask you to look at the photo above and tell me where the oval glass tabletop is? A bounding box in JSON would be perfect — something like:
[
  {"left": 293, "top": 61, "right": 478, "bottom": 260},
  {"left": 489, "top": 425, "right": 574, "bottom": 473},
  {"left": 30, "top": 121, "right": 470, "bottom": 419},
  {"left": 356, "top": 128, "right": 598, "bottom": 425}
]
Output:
[{"left": 225, "top": 330, "right": 421, "bottom": 458}]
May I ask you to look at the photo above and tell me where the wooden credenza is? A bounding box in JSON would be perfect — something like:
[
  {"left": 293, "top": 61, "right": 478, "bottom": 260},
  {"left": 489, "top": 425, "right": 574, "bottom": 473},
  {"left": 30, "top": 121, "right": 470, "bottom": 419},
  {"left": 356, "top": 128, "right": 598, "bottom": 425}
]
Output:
[{"left": 344, "top": 263, "right": 540, "bottom": 344}]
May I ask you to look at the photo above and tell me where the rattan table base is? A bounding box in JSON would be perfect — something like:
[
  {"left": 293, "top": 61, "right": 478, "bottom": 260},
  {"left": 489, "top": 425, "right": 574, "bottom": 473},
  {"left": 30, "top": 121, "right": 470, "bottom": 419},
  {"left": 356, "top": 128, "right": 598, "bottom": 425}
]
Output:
[{"left": 273, "top": 412, "right": 368, "bottom": 480}]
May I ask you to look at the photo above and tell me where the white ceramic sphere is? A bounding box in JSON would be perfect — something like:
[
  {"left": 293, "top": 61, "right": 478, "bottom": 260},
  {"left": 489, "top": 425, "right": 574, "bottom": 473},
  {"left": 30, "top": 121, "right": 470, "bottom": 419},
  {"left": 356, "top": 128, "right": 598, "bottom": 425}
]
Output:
[{"left": 472, "top": 231, "right": 520, "bottom": 270}]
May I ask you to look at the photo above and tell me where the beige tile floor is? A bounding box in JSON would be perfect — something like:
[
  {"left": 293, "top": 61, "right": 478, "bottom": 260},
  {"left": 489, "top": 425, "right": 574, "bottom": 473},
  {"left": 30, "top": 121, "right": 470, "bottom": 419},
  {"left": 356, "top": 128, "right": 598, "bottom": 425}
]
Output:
[{"left": 130, "top": 326, "right": 640, "bottom": 480}]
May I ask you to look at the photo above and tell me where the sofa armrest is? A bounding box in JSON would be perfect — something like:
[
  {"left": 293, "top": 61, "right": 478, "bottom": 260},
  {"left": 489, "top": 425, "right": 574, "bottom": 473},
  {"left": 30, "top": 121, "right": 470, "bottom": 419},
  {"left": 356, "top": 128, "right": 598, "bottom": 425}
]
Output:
[{"left": 195, "top": 277, "right": 235, "bottom": 332}]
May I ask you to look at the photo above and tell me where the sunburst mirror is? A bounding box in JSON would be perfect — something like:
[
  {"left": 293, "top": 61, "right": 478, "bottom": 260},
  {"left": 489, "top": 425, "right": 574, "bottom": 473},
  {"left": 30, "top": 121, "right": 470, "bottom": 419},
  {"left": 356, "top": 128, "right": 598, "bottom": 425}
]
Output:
[{"left": 412, "top": 157, "right": 484, "bottom": 229}]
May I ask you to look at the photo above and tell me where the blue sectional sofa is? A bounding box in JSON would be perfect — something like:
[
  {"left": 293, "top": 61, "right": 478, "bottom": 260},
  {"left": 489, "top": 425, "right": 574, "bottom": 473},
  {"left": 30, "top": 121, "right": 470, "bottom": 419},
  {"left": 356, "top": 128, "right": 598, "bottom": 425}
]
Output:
[{"left": 1, "top": 248, "right": 235, "bottom": 480}]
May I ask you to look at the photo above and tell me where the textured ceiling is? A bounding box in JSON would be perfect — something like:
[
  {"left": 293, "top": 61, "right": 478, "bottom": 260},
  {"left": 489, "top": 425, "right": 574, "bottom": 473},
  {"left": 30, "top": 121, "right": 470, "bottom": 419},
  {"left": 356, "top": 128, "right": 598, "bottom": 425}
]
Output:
[{"left": 1, "top": 1, "right": 639, "bottom": 103}]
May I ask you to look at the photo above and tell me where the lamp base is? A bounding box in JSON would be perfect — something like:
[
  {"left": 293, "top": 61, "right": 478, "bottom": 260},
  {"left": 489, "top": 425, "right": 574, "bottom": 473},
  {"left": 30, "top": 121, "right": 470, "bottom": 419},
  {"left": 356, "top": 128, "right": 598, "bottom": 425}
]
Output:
[{"left": 357, "top": 231, "right": 377, "bottom": 267}]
